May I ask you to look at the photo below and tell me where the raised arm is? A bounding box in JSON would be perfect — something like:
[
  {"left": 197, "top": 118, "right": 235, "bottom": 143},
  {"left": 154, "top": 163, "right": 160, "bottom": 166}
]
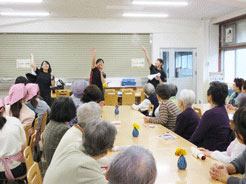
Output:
[
  {"left": 30, "top": 54, "right": 37, "bottom": 71},
  {"left": 91, "top": 48, "right": 96, "bottom": 69},
  {"left": 100, "top": 70, "right": 105, "bottom": 84},
  {"left": 142, "top": 46, "right": 152, "bottom": 68}
]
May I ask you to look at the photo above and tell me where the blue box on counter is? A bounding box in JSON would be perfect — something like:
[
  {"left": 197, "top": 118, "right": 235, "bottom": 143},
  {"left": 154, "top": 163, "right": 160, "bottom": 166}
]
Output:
[{"left": 121, "top": 79, "right": 136, "bottom": 86}]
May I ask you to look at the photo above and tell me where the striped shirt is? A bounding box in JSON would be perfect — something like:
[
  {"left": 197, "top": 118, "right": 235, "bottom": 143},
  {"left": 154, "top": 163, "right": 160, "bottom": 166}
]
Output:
[{"left": 149, "top": 100, "right": 180, "bottom": 131}]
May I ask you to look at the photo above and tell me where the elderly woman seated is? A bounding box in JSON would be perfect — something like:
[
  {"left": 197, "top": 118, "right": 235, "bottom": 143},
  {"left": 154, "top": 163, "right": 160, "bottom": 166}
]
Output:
[
  {"left": 71, "top": 80, "right": 89, "bottom": 108},
  {"left": 190, "top": 81, "right": 231, "bottom": 151},
  {"left": 107, "top": 146, "right": 157, "bottom": 184},
  {"left": 132, "top": 83, "right": 158, "bottom": 116},
  {"left": 144, "top": 84, "right": 180, "bottom": 131},
  {"left": 174, "top": 89, "right": 200, "bottom": 140},
  {"left": 43, "top": 120, "right": 117, "bottom": 184},
  {"left": 43, "top": 97, "right": 76, "bottom": 165}
]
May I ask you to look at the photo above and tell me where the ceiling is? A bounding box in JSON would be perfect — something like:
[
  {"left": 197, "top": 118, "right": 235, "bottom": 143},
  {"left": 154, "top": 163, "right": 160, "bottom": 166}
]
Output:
[{"left": 0, "top": 0, "right": 245, "bottom": 20}]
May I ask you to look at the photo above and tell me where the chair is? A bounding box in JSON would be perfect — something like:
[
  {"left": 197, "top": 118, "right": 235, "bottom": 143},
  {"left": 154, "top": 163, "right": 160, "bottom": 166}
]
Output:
[
  {"left": 30, "top": 130, "right": 37, "bottom": 152},
  {"left": 27, "top": 163, "right": 42, "bottom": 184},
  {"left": 137, "top": 88, "right": 145, "bottom": 102},
  {"left": 104, "top": 89, "right": 118, "bottom": 106},
  {"left": 40, "top": 112, "right": 47, "bottom": 134},
  {"left": 148, "top": 104, "right": 155, "bottom": 116},
  {"left": 24, "top": 125, "right": 31, "bottom": 145},
  {"left": 122, "top": 89, "right": 135, "bottom": 105},
  {"left": 193, "top": 107, "right": 202, "bottom": 118},
  {"left": 55, "top": 89, "right": 71, "bottom": 98},
  {"left": 23, "top": 146, "right": 34, "bottom": 172},
  {"left": 33, "top": 117, "right": 39, "bottom": 131}
]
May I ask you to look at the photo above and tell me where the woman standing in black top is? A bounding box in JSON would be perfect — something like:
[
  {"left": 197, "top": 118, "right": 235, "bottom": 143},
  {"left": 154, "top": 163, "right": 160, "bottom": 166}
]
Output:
[
  {"left": 30, "top": 54, "right": 55, "bottom": 106},
  {"left": 142, "top": 46, "right": 167, "bottom": 88},
  {"left": 89, "top": 48, "right": 106, "bottom": 101}
]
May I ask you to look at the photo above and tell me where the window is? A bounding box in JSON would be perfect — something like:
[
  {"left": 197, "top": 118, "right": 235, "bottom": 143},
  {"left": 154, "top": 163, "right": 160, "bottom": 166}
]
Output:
[
  {"left": 236, "top": 20, "right": 246, "bottom": 44},
  {"left": 223, "top": 50, "right": 235, "bottom": 83},
  {"left": 220, "top": 17, "right": 246, "bottom": 81},
  {"left": 162, "top": 52, "right": 169, "bottom": 78},
  {"left": 222, "top": 48, "right": 246, "bottom": 82},
  {"left": 175, "top": 52, "right": 193, "bottom": 78},
  {"left": 236, "top": 48, "right": 246, "bottom": 78}
]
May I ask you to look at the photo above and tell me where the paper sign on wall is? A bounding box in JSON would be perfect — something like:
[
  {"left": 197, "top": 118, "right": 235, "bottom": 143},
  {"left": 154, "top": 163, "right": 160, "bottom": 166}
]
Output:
[
  {"left": 209, "top": 72, "right": 224, "bottom": 82},
  {"left": 16, "top": 59, "right": 31, "bottom": 69},
  {"left": 131, "top": 58, "right": 145, "bottom": 68}
]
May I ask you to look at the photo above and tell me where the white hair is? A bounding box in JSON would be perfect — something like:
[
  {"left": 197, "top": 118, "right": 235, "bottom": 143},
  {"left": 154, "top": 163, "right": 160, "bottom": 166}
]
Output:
[
  {"left": 143, "top": 83, "right": 155, "bottom": 96},
  {"left": 108, "top": 146, "right": 157, "bottom": 184},
  {"left": 179, "top": 89, "right": 195, "bottom": 108},
  {"left": 77, "top": 102, "right": 101, "bottom": 128}
]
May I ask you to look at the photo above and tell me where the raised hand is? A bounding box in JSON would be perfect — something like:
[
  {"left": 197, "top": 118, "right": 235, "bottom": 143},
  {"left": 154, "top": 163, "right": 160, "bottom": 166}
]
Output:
[
  {"left": 142, "top": 46, "right": 147, "bottom": 52},
  {"left": 30, "top": 54, "right": 35, "bottom": 65}
]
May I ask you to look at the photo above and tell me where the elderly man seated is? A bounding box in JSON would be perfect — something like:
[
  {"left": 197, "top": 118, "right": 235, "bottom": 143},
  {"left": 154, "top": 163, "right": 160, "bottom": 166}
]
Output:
[
  {"left": 44, "top": 120, "right": 117, "bottom": 184},
  {"left": 107, "top": 146, "right": 157, "bottom": 184}
]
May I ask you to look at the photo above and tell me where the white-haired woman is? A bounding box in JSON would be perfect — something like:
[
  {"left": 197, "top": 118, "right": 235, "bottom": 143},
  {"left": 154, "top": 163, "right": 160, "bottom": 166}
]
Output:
[
  {"left": 132, "top": 83, "right": 159, "bottom": 116},
  {"left": 174, "top": 89, "right": 200, "bottom": 140}
]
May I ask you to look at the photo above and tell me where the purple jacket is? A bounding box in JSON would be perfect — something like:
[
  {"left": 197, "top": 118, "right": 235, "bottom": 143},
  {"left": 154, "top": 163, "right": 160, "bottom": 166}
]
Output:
[
  {"left": 174, "top": 108, "right": 200, "bottom": 140},
  {"left": 189, "top": 106, "right": 231, "bottom": 151}
]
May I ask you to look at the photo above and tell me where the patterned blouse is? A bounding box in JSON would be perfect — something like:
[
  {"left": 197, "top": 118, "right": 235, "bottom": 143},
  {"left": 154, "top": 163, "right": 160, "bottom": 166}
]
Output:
[{"left": 149, "top": 100, "right": 180, "bottom": 131}]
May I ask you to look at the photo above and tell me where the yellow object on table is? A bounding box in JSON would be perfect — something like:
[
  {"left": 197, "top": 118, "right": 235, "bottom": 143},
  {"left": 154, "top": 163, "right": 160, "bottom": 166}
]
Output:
[{"left": 102, "top": 106, "right": 241, "bottom": 184}]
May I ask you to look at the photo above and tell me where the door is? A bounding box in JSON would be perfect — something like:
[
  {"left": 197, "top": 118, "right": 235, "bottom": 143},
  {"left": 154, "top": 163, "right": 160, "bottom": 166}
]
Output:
[{"left": 160, "top": 48, "right": 197, "bottom": 99}]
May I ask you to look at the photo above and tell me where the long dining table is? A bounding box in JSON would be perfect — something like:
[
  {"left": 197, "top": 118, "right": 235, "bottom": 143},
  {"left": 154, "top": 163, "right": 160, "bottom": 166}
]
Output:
[{"left": 102, "top": 106, "right": 241, "bottom": 184}]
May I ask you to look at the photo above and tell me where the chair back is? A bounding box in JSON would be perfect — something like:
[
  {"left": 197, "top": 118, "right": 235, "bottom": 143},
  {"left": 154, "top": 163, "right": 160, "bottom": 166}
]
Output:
[
  {"left": 137, "top": 88, "right": 145, "bottom": 102},
  {"left": 122, "top": 89, "right": 135, "bottom": 105},
  {"left": 24, "top": 125, "right": 31, "bottom": 145},
  {"left": 27, "top": 163, "right": 42, "bottom": 184},
  {"left": 193, "top": 107, "right": 202, "bottom": 118},
  {"left": 40, "top": 112, "right": 47, "bottom": 134},
  {"left": 104, "top": 89, "right": 118, "bottom": 106},
  {"left": 30, "top": 130, "right": 37, "bottom": 152},
  {"left": 23, "top": 146, "right": 34, "bottom": 172},
  {"left": 33, "top": 117, "right": 39, "bottom": 131}
]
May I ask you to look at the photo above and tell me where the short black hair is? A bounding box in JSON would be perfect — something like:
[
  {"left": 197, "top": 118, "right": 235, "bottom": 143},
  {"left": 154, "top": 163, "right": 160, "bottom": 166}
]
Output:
[
  {"left": 207, "top": 81, "right": 228, "bottom": 106},
  {"left": 156, "top": 84, "right": 170, "bottom": 100},
  {"left": 49, "top": 97, "right": 76, "bottom": 123},
  {"left": 83, "top": 120, "right": 117, "bottom": 157},
  {"left": 15, "top": 76, "right": 28, "bottom": 85},
  {"left": 243, "top": 81, "right": 246, "bottom": 90},
  {"left": 81, "top": 85, "right": 102, "bottom": 103},
  {"left": 169, "top": 84, "right": 178, "bottom": 96},
  {"left": 157, "top": 58, "right": 163, "bottom": 65},
  {"left": 96, "top": 58, "right": 104, "bottom": 65},
  {"left": 234, "top": 78, "right": 244, "bottom": 91},
  {"left": 41, "top": 60, "right": 52, "bottom": 73},
  {"left": 233, "top": 108, "right": 246, "bottom": 144}
]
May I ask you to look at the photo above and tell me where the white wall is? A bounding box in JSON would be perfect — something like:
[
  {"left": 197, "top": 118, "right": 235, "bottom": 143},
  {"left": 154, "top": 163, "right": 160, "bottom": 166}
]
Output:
[{"left": 0, "top": 17, "right": 219, "bottom": 103}]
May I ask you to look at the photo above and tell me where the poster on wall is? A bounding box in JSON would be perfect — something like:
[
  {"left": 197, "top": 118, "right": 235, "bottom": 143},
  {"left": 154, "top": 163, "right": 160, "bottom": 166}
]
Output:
[
  {"left": 224, "top": 24, "right": 236, "bottom": 45},
  {"left": 131, "top": 58, "right": 145, "bottom": 68},
  {"left": 209, "top": 72, "right": 224, "bottom": 83},
  {"left": 16, "top": 59, "right": 31, "bottom": 69},
  {"left": 225, "top": 27, "right": 233, "bottom": 43}
]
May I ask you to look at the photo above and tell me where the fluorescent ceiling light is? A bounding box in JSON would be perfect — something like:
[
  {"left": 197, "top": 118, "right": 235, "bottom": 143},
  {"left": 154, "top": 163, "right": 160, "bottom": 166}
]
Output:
[
  {"left": 132, "top": 1, "right": 188, "bottom": 6},
  {"left": 0, "top": 0, "right": 42, "bottom": 3},
  {"left": 0, "top": 12, "right": 50, "bottom": 17},
  {"left": 123, "top": 13, "right": 168, "bottom": 18}
]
